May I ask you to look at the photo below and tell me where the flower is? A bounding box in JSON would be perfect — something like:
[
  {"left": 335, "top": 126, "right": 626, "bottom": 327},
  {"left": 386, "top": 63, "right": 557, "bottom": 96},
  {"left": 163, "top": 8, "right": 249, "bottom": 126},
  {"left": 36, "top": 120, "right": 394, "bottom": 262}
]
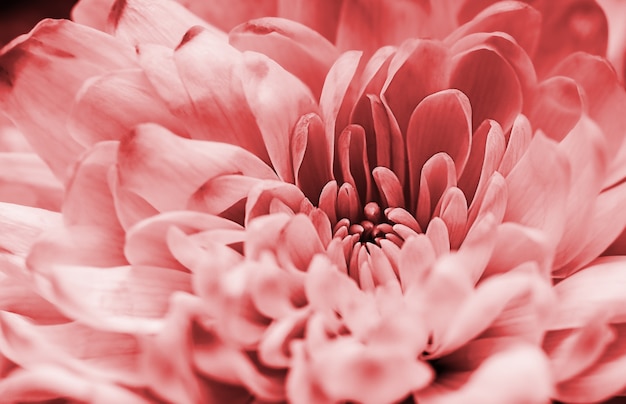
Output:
[{"left": 1, "top": 0, "right": 626, "bottom": 403}]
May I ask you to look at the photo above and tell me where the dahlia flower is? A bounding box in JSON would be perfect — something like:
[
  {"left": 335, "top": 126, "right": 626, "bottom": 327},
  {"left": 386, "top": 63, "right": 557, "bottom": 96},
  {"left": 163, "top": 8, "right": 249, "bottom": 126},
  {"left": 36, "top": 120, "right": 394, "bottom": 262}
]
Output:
[{"left": 0, "top": 0, "right": 626, "bottom": 403}]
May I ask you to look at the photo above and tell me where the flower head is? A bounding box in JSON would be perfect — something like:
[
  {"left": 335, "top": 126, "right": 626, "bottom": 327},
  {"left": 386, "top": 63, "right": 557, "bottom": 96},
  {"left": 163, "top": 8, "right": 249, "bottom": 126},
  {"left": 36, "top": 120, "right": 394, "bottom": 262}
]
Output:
[{"left": 1, "top": 0, "right": 626, "bottom": 403}]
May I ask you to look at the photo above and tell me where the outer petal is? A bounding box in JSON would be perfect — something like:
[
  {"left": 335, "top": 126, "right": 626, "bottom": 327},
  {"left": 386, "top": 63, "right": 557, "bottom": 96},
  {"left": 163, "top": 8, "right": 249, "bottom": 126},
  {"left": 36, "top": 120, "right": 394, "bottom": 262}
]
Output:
[
  {"left": 68, "top": 68, "right": 189, "bottom": 147},
  {"left": 0, "top": 19, "right": 136, "bottom": 180},
  {"left": 0, "top": 152, "right": 63, "bottom": 211},
  {"left": 504, "top": 132, "right": 570, "bottom": 251},
  {"left": 116, "top": 123, "right": 277, "bottom": 212},
  {"left": 229, "top": 17, "right": 339, "bottom": 99},
  {"left": 176, "top": 0, "right": 277, "bottom": 33},
  {"left": 0, "top": 202, "right": 61, "bottom": 258},
  {"left": 107, "top": 0, "right": 226, "bottom": 47}
]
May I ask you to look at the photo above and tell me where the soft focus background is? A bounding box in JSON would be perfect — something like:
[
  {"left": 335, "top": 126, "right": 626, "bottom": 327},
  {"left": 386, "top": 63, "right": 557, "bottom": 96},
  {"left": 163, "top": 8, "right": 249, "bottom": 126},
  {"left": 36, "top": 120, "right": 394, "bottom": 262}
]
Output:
[{"left": 0, "top": 0, "right": 77, "bottom": 46}]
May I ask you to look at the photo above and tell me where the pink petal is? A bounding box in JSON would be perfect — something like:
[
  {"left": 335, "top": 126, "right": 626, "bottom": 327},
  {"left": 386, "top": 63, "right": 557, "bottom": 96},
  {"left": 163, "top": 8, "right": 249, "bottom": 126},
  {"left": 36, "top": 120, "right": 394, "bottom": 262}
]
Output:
[
  {"left": 417, "top": 345, "right": 553, "bottom": 404},
  {"left": 416, "top": 153, "right": 458, "bottom": 229},
  {"left": 466, "top": 172, "right": 507, "bottom": 233},
  {"left": 435, "top": 265, "right": 550, "bottom": 357},
  {"left": 449, "top": 46, "right": 523, "bottom": 132},
  {"left": 0, "top": 202, "right": 61, "bottom": 258},
  {"left": 438, "top": 187, "right": 468, "bottom": 249},
  {"left": 244, "top": 181, "right": 308, "bottom": 225},
  {"left": 484, "top": 223, "right": 552, "bottom": 278},
  {"left": 457, "top": 119, "right": 505, "bottom": 205},
  {"left": 292, "top": 113, "right": 333, "bottom": 203},
  {"left": 45, "top": 264, "right": 192, "bottom": 333},
  {"left": 556, "top": 179, "right": 626, "bottom": 276},
  {"left": 109, "top": 168, "right": 159, "bottom": 230},
  {"left": 0, "top": 152, "right": 63, "bottom": 211},
  {"left": 125, "top": 211, "right": 242, "bottom": 269},
  {"left": 0, "top": 19, "right": 136, "bottom": 180},
  {"left": 527, "top": 76, "right": 583, "bottom": 141},
  {"left": 27, "top": 225, "right": 128, "bottom": 272},
  {"left": 504, "top": 132, "right": 570, "bottom": 250},
  {"left": 319, "top": 50, "right": 362, "bottom": 172},
  {"left": 230, "top": 17, "right": 339, "bottom": 99},
  {"left": 552, "top": 116, "right": 609, "bottom": 270},
  {"left": 551, "top": 256, "right": 626, "bottom": 330},
  {"left": 0, "top": 313, "right": 142, "bottom": 384},
  {"left": 555, "top": 324, "right": 626, "bottom": 403},
  {"left": 532, "top": 0, "right": 608, "bottom": 78},
  {"left": 71, "top": 0, "right": 117, "bottom": 31},
  {"left": 68, "top": 68, "right": 189, "bottom": 147},
  {"left": 236, "top": 50, "right": 318, "bottom": 183},
  {"left": 0, "top": 366, "right": 151, "bottom": 403},
  {"left": 337, "top": 124, "right": 372, "bottom": 203},
  {"left": 445, "top": 1, "right": 541, "bottom": 56},
  {"left": 276, "top": 0, "right": 343, "bottom": 43},
  {"left": 497, "top": 114, "right": 532, "bottom": 177},
  {"left": 382, "top": 39, "right": 451, "bottom": 134},
  {"left": 177, "top": 0, "right": 278, "bottom": 33},
  {"left": 107, "top": 0, "right": 226, "bottom": 47},
  {"left": 372, "top": 167, "right": 405, "bottom": 209},
  {"left": 62, "top": 141, "right": 123, "bottom": 234},
  {"left": 117, "top": 123, "right": 276, "bottom": 212},
  {"left": 335, "top": 0, "right": 431, "bottom": 55},
  {"left": 552, "top": 52, "right": 626, "bottom": 187},
  {"left": 407, "top": 89, "right": 472, "bottom": 209},
  {"left": 544, "top": 314, "right": 615, "bottom": 383},
  {"left": 398, "top": 234, "right": 436, "bottom": 292},
  {"left": 276, "top": 214, "right": 326, "bottom": 271},
  {"left": 309, "top": 337, "right": 434, "bottom": 403}
]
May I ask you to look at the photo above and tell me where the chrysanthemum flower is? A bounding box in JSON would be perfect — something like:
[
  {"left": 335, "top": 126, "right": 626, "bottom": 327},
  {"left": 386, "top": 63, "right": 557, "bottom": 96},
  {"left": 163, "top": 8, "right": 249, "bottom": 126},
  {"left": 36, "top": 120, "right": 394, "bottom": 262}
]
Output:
[{"left": 1, "top": 0, "right": 626, "bottom": 403}]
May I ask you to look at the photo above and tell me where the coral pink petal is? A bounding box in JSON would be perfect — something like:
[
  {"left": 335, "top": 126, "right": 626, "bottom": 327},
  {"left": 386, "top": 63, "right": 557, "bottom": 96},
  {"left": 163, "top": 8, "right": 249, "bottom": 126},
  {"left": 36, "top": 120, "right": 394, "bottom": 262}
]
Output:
[
  {"left": 450, "top": 46, "right": 522, "bottom": 132},
  {"left": 337, "top": 124, "right": 372, "bottom": 203},
  {"left": 484, "top": 223, "right": 551, "bottom": 278},
  {"left": 277, "top": 0, "right": 343, "bottom": 43},
  {"left": 68, "top": 68, "right": 189, "bottom": 147},
  {"left": 63, "top": 141, "right": 122, "bottom": 233},
  {"left": 417, "top": 345, "right": 552, "bottom": 404},
  {"left": 398, "top": 234, "right": 436, "bottom": 292},
  {"left": 320, "top": 50, "right": 362, "bottom": 171},
  {"left": 124, "top": 211, "right": 242, "bottom": 269},
  {"left": 382, "top": 39, "right": 450, "bottom": 134},
  {"left": 0, "top": 19, "right": 136, "bottom": 180},
  {"left": 0, "top": 152, "right": 63, "bottom": 211},
  {"left": 553, "top": 52, "right": 626, "bottom": 187},
  {"left": 438, "top": 187, "right": 468, "bottom": 249},
  {"left": 556, "top": 180, "right": 626, "bottom": 276},
  {"left": 498, "top": 114, "right": 532, "bottom": 177},
  {"left": 310, "top": 337, "right": 434, "bottom": 404},
  {"left": 45, "top": 264, "right": 192, "bottom": 334},
  {"left": 544, "top": 314, "right": 615, "bottom": 383},
  {"left": 71, "top": 0, "right": 117, "bottom": 31},
  {"left": 527, "top": 76, "right": 583, "bottom": 141},
  {"left": 407, "top": 89, "right": 472, "bottom": 206},
  {"left": 335, "top": 0, "right": 430, "bottom": 55},
  {"left": 504, "top": 132, "right": 570, "bottom": 250},
  {"left": 551, "top": 256, "right": 626, "bottom": 329},
  {"left": 230, "top": 17, "right": 339, "bottom": 100},
  {"left": 292, "top": 113, "right": 333, "bottom": 202},
  {"left": 458, "top": 119, "right": 505, "bottom": 205},
  {"left": 236, "top": 51, "right": 318, "bottom": 183},
  {"left": 532, "top": 0, "right": 608, "bottom": 78},
  {"left": 445, "top": 1, "right": 541, "bottom": 56},
  {"left": 436, "top": 267, "right": 548, "bottom": 357},
  {"left": 244, "top": 181, "right": 308, "bottom": 225},
  {"left": 27, "top": 225, "right": 127, "bottom": 274},
  {"left": 0, "top": 202, "right": 61, "bottom": 258},
  {"left": 276, "top": 214, "right": 325, "bottom": 271},
  {"left": 0, "top": 366, "right": 151, "bottom": 403},
  {"left": 117, "top": 123, "right": 276, "bottom": 212},
  {"left": 107, "top": 0, "right": 226, "bottom": 47},
  {"left": 177, "top": 0, "right": 277, "bottom": 33},
  {"left": 416, "top": 153, "right": 457, "bottom": 228},
  {"left": 0, "top": 273, "right": 68, "bottom": 325},
  {"left": 0, "top": 312, "right": 142, "bottom": 383},
  {"left": 555, "top": 325, "right": 626, "bottom": 403}
]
